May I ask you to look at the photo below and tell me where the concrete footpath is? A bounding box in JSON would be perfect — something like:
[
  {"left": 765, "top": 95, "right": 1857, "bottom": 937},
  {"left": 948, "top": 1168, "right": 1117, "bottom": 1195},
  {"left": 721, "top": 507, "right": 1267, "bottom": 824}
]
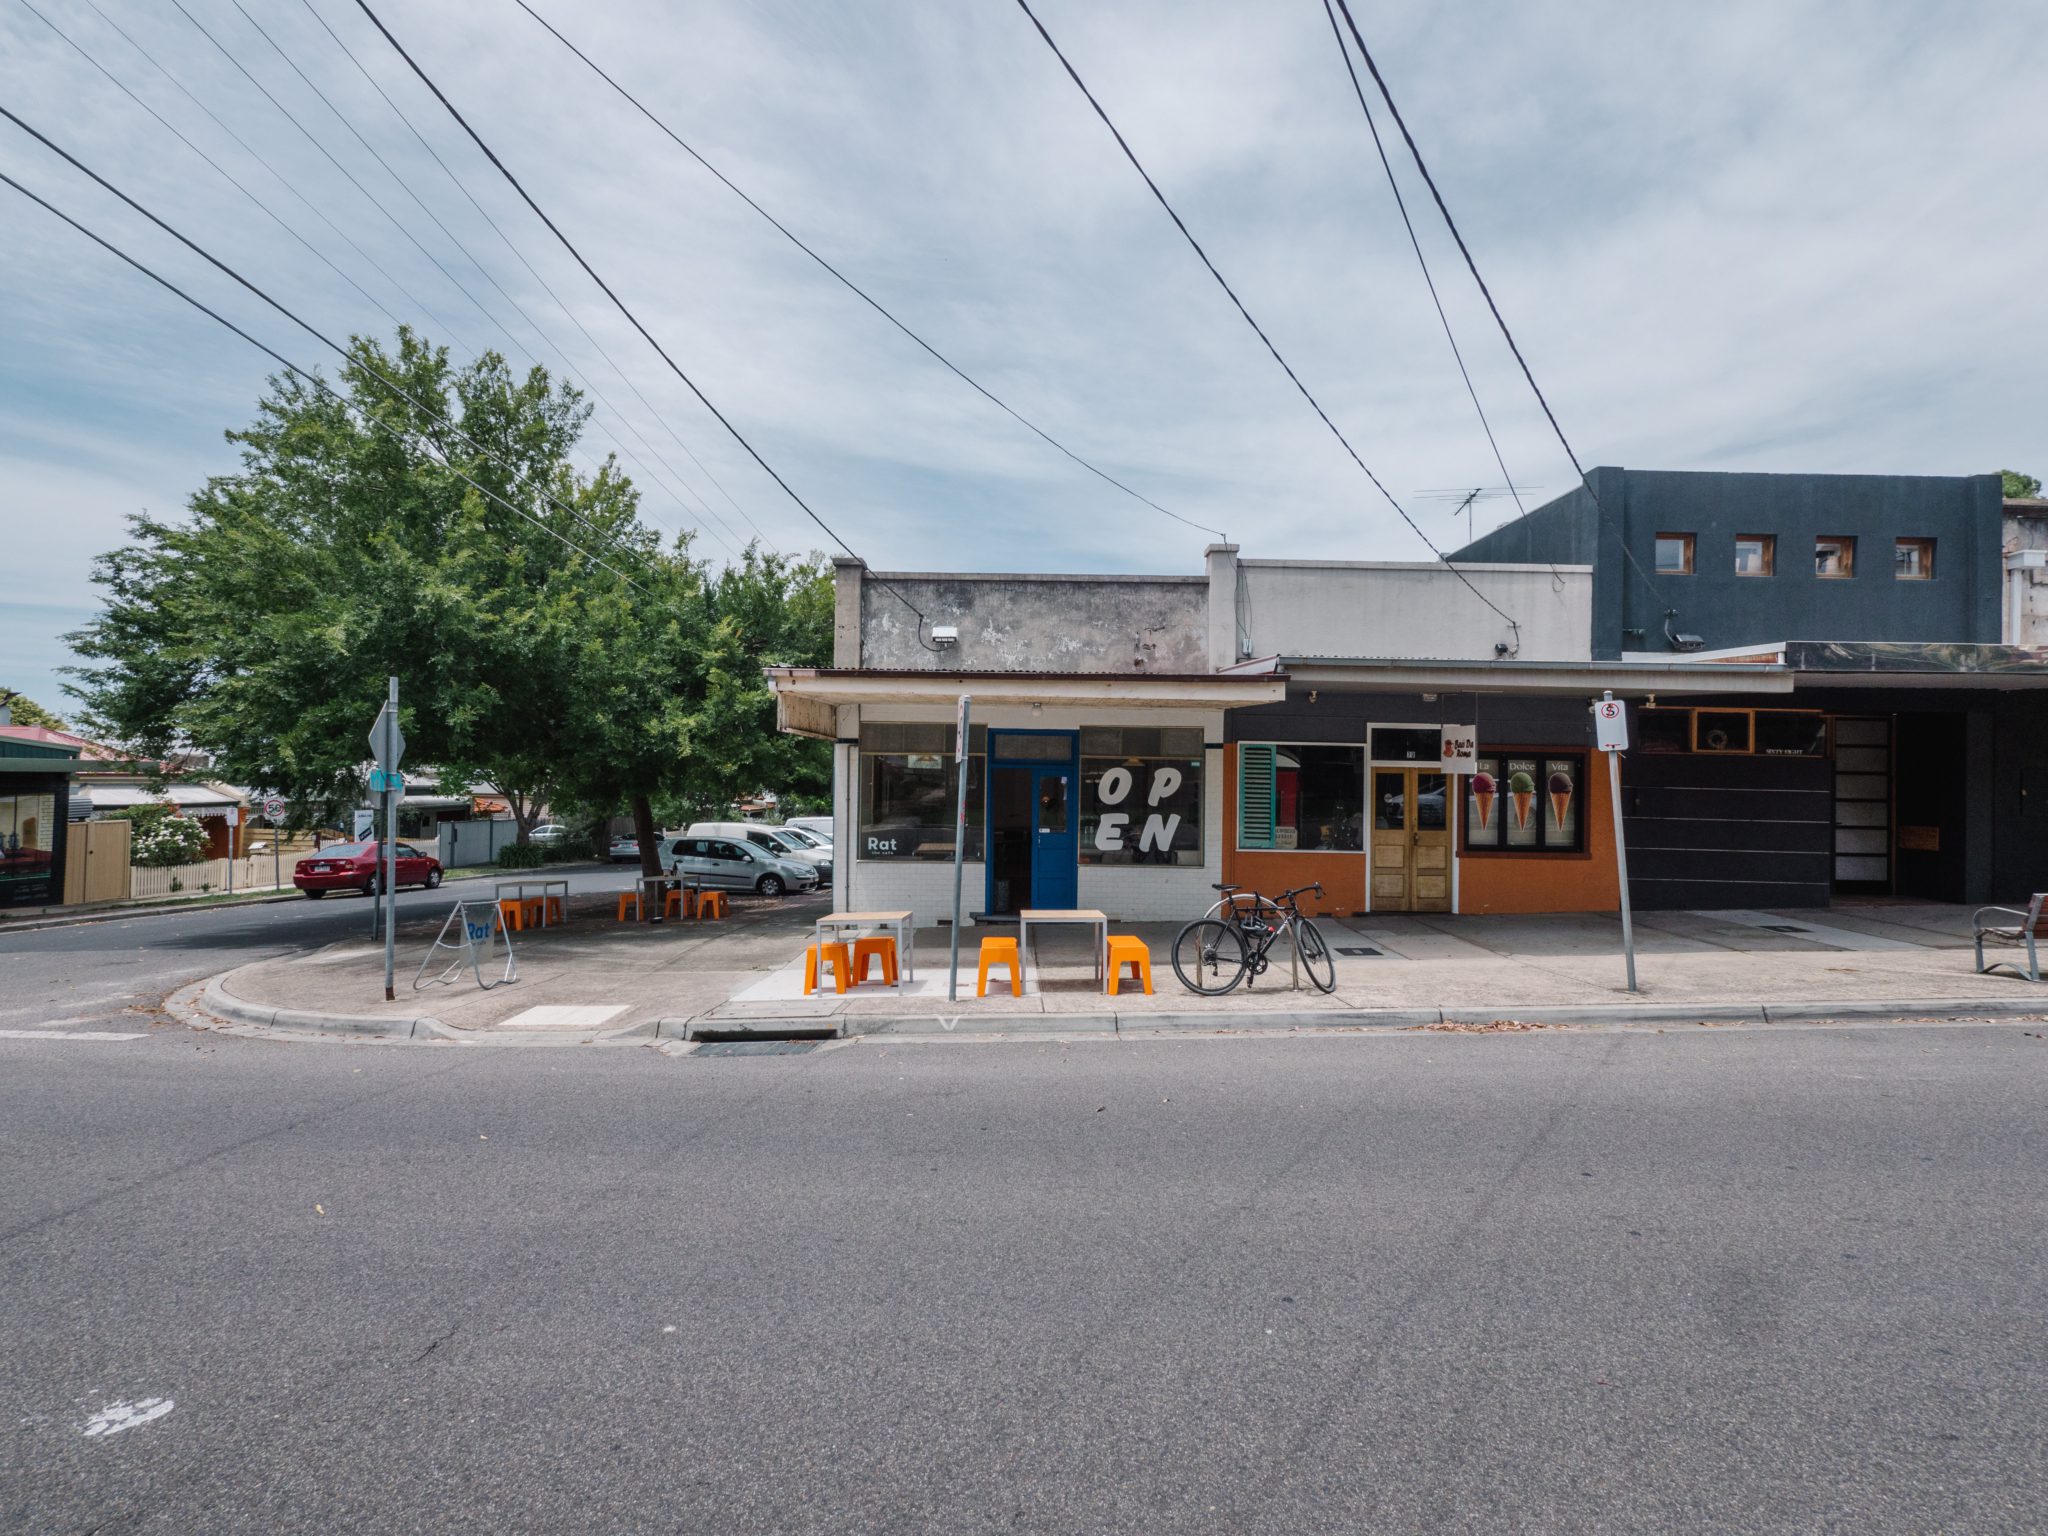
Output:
[{"left": 181, "top": 889, "right": 2048, "bottom": 1045}]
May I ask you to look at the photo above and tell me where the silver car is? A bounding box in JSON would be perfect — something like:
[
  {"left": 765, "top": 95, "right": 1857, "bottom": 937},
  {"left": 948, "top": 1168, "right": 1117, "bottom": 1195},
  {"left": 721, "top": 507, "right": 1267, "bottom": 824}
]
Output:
[{"left": 659, "top": 835, "right": 817, "bottom": 898}]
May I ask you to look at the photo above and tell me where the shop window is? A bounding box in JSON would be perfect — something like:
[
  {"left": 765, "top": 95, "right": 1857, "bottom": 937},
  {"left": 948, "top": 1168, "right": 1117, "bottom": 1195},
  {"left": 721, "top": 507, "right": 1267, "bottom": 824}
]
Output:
[
  {"left": 1636, "top": 709, "right": 1692, "bottom": 754},
  {"left": 1237, "top": 743, "right": 1364, "bottom": 851},
  {"left": 1755, "top": 712, "right": 1828, "bottom": 757},
  {"left": 1694, "top": 710, "right": 1754, "bottom": 753},
  {"left": 1815, "top": 536, "right": 1856, "bottom": 577},
  {"left": 1464, "top": 755, "right": 1583, "bottom": 853},
  {"left": 1734, "top": 534, "right": 1775, "bottom": 576},
  {"left": 1894, "top": 538, "right": 1935, "bottom": 580},
  {"left": 1080, "top": 727, "right": 1203, "bottom": 867},
  {"left": 0, "top": 791, "right": 58, "bottom": 906},
  {"left": 858, "top": 722, "right": 983, "bottom": 860},
  {"left": 1654, "top": 533, "right": 1694, "bottom": 574},
  {"left": 1368, "top": 726, "right": 1439, "bottom": 764}
]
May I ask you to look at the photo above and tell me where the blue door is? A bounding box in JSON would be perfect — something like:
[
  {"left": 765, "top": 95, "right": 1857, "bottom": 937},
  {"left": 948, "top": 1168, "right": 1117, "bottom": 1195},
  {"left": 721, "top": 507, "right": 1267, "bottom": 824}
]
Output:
[
  {"left": 985, "top": 732, "right": 1079, "bottom": 913},
  {"left": 1029, "top": 765, "right": 1078, "bottom": 909}
]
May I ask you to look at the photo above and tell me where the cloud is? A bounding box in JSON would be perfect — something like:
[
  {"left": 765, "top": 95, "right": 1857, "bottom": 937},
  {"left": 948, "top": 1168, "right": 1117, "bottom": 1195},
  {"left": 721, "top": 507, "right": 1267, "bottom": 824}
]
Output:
[{"left": 2, "top": 0, "right": 2044, "bottom": 708}]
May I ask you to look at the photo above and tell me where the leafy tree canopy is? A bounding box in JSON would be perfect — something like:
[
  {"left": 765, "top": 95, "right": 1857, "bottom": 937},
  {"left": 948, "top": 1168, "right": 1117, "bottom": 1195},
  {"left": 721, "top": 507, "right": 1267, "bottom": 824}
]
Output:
[
  {"left": 2001, "top": 469, "right": 2042, "bottom": 499},
  {"left": 67, "top": 330, "right": 831, "bottom": 849},
  {"left": 0, "top": 689, "right": 67, "bottom": 730}
]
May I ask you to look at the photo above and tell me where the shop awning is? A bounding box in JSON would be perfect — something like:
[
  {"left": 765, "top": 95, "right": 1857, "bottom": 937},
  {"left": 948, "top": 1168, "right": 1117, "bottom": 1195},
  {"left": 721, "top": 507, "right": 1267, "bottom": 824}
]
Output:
[
  {"left": 765, "top": 667, "right": 1291, "bottom": 740},
  {"left": 1636, "top": 640, "right": 2048, "bottom": 690}
]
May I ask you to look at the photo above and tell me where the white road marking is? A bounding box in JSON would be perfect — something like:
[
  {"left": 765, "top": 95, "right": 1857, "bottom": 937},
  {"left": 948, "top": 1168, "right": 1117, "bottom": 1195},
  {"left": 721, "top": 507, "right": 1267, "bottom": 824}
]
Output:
[
  {"left": 0, "top": 1029, "right": 149, "bottom": 1041},
  {"left": 497, "top": 1004, "right": 628, "bottom": 1030},
  {"left": 82, "top": 1398, "right": 174, "bottom": 1437}
]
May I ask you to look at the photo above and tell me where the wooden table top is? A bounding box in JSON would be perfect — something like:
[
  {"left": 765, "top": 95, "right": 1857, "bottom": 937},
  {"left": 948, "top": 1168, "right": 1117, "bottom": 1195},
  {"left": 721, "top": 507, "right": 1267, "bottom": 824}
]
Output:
[
  {"left": 819, "top": 911, "right": 912, "bottom": 923},
  {"left": 1019, "top": 909, "right": 1107, "bottom": 922}
]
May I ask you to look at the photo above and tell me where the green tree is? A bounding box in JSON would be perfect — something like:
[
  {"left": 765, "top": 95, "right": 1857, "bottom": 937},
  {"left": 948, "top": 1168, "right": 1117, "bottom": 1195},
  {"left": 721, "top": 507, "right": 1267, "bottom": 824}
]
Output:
[
  {"left": 2002, "top": 470, "right": 2042, "bottom": 499},
  {"left": 0, "top": 689, "right": 67, "bottom": 730},
  {"left": 67, "top": 330, "right": 675, "bottom": 836}
]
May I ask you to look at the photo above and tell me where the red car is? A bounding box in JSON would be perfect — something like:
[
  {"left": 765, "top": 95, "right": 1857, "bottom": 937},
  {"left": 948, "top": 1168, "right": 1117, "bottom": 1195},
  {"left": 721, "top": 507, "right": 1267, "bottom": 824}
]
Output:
[{"left": 293, "top": 841, "right": 443, "bottom": 898}]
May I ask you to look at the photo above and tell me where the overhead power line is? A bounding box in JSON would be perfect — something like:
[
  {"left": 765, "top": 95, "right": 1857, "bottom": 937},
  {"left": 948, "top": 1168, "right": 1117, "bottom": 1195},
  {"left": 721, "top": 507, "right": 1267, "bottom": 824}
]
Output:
[
  {"left": 0, "top": 172, "right": 651, "bottom": 594},
  {"left": 294, "top": 0, "right": 766, "bottom": 554},
  {"left": 348, "top": 0, "right": 932, "bottom": 628},
  {"left": 1325, "top": 0, "right": 1666, "bottom": 614},
  {"left": 1010, "top": 0, "right": 1521, "bottom": 639},
  {"left": 0, "top": 106, "right": 665, "bottom": 589},
  {"left": 514, "top": 0, "right": 1225, "bottom": 543}
]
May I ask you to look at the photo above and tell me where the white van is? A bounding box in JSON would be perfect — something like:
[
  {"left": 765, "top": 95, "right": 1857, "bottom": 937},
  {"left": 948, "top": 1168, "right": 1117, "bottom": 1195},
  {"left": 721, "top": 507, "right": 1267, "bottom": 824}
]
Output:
[
  {"left": 684, "top": 822, "right": 832, "bottom": 882},
  {"left": 784, "top": 815, "right": 834, "bottom": 846}
]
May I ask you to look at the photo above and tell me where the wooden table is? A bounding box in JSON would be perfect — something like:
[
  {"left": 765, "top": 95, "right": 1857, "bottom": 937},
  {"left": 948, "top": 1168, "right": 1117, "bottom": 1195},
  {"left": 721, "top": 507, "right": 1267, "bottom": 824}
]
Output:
[
  {"left": 494, "top": 878, "right": 570, "bottom": 928},
  {"left": 1018, "top": 908, "right": 1108, "bottom": 988},
  {"left": 813, "top": 910, "right": 913, "bottom": 993}
]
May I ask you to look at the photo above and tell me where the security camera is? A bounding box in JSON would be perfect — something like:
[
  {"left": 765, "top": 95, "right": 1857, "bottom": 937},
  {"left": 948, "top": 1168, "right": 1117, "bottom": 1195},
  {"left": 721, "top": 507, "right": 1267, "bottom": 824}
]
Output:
[{"left": 930, "top": 624, "right": 959, "bottom": 648}]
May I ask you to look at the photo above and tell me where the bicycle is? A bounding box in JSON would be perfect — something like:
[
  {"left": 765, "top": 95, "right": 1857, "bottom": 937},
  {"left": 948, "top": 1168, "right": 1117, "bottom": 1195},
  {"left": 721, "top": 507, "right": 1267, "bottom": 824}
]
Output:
[{"left": 1171, "top": 882, "right": 1337, "bottom": 995}]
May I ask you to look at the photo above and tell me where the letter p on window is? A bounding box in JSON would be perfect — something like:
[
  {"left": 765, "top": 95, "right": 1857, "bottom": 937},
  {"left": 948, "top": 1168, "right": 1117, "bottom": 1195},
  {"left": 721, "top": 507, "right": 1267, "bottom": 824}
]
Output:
[{"left": 1147, "top": 767, "right": 1182, "bottom": 806}]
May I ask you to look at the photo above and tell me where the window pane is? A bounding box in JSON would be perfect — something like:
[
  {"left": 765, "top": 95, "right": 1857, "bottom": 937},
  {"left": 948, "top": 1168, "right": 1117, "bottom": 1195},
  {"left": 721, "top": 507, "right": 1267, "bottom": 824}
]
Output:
[
  {"left": 1503, "top": 759, "right": 1540, "bottom": 847},
  {"left": 1082, "top": 755, "right": 1203, "bottom": 865},
  {"left": 0, "top": 792, "right": 57, "bottom": 905},
  {"left": 1654, "top": 534, "right": 1694, "bottom": 574},
  {"left": 1734, "top": 535, "right": 1774, "bottom": 576},
  {"left": 1894, "top": 538, "right": 1934, "bottom": 579},
  {"left": 1756, "top": 713, "right": 1827, "bottom": 757},
  {"left": 1414, "top": 773, "right": 1447, "bottom": 830},
  {"left": 1696, "top": 711, "right": 1753, "bottom": 753},
  {"left": 1542, "top": 760, "right": 1579, "bottom": 847},
  {"left": 1373, "top": 770, "right": 1407, "bottom": 831},
  {"left": 989, "top": 732, "right": 1068, "bottom": 761},
  {"left": 1466, "top": 759, "right": 1501, "bottom": 848},
  {"left": 1638, "top": 710, "right": 1691, "bottom": 753},
  {"left": 1277, "top": 745, "right": 1365, "bottom": 850},
  {"left": 1816, "top": 537, "right": 1856, "bottom": 577},
  {"left": 858, "top": 752, "right": 984, "bottom": 859},
  {"left": 1371, "top": 726, "right": 1439, "bottom": 763},
  {"left": 1036, "top": 775, "right": 1068, "bottom": 833}
]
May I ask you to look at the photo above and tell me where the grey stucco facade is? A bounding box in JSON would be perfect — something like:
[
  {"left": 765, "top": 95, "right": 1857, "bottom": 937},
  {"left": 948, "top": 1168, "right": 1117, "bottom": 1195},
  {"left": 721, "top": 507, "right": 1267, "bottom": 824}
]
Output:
[{"left": 1453, "top": 468, "right": 2005, "bottom": 657}]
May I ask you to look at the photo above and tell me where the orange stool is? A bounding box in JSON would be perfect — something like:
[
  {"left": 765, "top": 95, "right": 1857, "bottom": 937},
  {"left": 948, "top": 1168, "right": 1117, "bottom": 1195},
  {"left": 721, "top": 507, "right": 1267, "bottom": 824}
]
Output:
[
  {"left": 852, "top": 935, "right": 899, "bottom": 986},
  {"left": 614, "top": 890, "right": 641, "bottom": 922},
  {"left": 804, "top": 941, "right": 854, "bottom": 995},
  {"left": 1106, "top": 934, "right": 1153, "bottom": 996},
  {"left": 520, "top": 897, "right": 547, "bottom": 929},
  {"left": 662, "top": 887, "right": 688, "bottom": 920},
  {"left": 977, "top": 935, "right": 1021, "bottom": 998},
  {"left": 545, "top": 895, "right": 566, "bottom": 924},
  {"left": 695, "top": 890, "right": 729, "bottom": 920},
  {"left": 499, "top": 899, "right": 526, "bottom": 932}
]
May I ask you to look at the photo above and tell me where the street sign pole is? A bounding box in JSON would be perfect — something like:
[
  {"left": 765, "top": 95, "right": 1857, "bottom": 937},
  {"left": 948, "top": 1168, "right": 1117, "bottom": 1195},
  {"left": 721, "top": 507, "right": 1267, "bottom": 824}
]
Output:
[
  {"left": 946, "top": 694, "right": 972, "bottom": 1002},
  {"left": 1594, "top": 691, "right": 1637, "bottom": 993},
  {"left": 382, "top": 677, "right": 398, "bottom": 1000}
]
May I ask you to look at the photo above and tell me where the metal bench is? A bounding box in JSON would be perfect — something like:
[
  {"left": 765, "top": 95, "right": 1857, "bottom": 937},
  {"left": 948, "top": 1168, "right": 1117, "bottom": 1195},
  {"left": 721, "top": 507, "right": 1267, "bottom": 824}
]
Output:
[{"left": 1973, "top": 893, "right": 2045, "bottom": 982}]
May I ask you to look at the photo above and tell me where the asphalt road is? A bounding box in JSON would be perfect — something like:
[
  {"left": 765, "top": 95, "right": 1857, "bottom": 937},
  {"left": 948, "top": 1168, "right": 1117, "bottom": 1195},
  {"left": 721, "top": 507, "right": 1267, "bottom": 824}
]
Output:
[
  {"left": 0, "top": 864, "right": 639, "bottom": 1035},
  {"left": 4, "top": 1023, "right": 2044, "bottom": 1533}
]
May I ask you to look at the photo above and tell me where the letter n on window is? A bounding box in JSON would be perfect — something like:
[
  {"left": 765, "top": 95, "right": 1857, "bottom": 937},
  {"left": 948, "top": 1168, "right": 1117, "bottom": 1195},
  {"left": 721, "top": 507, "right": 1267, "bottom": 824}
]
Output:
[{"left": 1238, "top": 744, "right": 1276, "bottom": 849}]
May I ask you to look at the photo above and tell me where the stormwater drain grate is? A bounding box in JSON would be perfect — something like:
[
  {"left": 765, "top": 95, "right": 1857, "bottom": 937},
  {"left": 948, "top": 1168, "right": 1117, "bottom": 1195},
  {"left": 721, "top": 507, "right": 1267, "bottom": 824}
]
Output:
[
  {"left": 694, "top": 1040, "right": 819, "bottom": 1057},
  {"left": 1335, "top": 947, "right": 1382, "bottom": 957},
  {"left": 1762, "top": 924, "right": 1812, "bottom": 934}
]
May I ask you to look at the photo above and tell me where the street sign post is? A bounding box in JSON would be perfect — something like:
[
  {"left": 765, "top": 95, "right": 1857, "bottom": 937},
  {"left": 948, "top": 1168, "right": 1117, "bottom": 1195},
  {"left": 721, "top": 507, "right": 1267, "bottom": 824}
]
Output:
[
  {"left": 946, "top": 694, "right": 972, "bottom": 1002},
  {"left": 369, "top": 679, "right": 405, "bottom": 1000},
  {"left": 1594, "top": 692, "right": 1637, "bottom": 993},
  {"left": 263, "top": 796, "right": 285, "bottom": 892}
]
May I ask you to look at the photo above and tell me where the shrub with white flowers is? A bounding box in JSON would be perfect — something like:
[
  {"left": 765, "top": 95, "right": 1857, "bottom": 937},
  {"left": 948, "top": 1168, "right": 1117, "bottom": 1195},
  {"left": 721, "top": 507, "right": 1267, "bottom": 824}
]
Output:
[{"left": 129, "top": 811, "right": 209, "bottom": 868}]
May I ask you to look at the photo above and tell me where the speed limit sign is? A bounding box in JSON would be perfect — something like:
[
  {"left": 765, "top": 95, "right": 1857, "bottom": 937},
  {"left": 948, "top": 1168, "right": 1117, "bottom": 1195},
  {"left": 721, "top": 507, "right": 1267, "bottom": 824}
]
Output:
[{"left": 263, "top": 795, "right": 287, "bottom": 823}]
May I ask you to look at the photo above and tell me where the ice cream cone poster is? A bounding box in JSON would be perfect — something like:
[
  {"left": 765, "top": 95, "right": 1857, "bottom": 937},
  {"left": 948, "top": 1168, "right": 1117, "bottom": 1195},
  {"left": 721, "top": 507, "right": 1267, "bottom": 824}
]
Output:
[
  {"left": 1508, "top": 768, "right": 1536, "bottom": 830},
  {"left": 1469, "top": 771, "right": 1497, "bottom": 831},
  {"left": 1548, "top": 769, "right": 1575, "bottom": 831}
]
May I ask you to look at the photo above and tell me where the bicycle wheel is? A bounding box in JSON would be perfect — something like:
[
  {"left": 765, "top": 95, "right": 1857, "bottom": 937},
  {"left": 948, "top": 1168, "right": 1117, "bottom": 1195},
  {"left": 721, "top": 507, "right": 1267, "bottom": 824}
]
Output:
[
  {"left": 1172, "top": 918, "right": 1248, "bottom": 995},
  {"left": 1294, "top": 918, "right": 1337, "bottom": 994}
]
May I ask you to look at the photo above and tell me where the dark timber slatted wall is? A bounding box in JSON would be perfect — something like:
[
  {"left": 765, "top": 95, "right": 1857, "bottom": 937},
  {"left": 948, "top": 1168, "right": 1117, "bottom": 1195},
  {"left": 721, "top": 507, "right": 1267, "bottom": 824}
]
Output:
[{"left": 1621, "top": 754, "right": 1834, "bottom": 910}]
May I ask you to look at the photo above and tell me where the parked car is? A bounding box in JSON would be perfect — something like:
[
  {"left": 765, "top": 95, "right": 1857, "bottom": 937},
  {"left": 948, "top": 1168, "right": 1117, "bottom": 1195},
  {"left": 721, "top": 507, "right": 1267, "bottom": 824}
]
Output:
[
  {"left": 657, "top": 834, "right": 818, "bottom": 898},
  {"left": 607, "top": 835, "right": 640, "bottom": 864},
  {"left": 784, "top": 815, "right": 834, "bottom": 845},
  {"left": 778, "top": 824, "right": 829, "bottom": 851},
  {"left": 294, "top": 841, "right": 442, "bottom": 898},
  {"left": 529, "top": 823, "right": 570, "bottom": 845},
  {"left": 686, "top": 821, "right": 831, "bottom": 882}
]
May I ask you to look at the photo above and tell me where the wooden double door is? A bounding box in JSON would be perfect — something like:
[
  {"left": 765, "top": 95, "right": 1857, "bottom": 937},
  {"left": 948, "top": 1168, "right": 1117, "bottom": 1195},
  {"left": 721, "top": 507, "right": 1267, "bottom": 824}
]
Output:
[{"left": 1370, "top": 768, "right": 1451, "bottom": 912}]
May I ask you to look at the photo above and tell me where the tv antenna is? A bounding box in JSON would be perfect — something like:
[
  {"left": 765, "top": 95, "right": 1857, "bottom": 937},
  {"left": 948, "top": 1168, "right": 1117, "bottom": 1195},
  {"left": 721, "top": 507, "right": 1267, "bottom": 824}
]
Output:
[{"left": 1416, "top": 485, "right": 1543, "bottom": 544}]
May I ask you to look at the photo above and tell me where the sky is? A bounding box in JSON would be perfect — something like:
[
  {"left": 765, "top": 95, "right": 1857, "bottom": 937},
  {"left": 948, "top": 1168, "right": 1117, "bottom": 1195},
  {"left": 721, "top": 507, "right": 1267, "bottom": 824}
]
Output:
[{"left": 3, "top": 0, "right": 2044, "bottom": 717}]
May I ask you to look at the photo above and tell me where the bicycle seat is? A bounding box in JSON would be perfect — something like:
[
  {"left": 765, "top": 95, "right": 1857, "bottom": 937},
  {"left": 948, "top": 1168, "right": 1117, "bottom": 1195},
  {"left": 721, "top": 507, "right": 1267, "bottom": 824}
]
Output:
[{"left": 1211, "top": 883, "right": 1241, "bottom": 892}]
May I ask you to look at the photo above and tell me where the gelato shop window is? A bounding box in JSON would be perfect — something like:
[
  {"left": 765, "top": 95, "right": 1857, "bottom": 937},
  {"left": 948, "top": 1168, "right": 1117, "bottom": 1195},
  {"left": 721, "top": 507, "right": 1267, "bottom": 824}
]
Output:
[
  {"left": 858, "top": 722, "right": 984, "bottom": 860},
  {"left": 1464, "top": 755, "right": 1583, "bottom": 853},
  {"left": 0, "top": 790, "right": 59, "bottom": 905}
]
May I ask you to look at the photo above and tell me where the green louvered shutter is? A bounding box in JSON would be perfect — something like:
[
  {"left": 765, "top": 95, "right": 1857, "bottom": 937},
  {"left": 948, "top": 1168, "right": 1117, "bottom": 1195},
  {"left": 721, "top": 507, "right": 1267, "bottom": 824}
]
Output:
[{"left": 1237, "top": 744, "right": 1276, "bottom": 849}]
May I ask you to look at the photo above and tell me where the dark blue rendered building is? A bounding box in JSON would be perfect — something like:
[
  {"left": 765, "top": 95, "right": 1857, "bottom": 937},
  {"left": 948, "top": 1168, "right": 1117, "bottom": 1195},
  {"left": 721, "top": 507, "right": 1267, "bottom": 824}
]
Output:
[{"left": 1453, "top": 469, "right": 2047, "bottom": 910}]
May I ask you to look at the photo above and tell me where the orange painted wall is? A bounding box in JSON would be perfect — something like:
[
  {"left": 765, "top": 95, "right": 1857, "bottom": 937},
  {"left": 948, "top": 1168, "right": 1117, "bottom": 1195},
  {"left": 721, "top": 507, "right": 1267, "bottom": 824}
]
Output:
[
  {"left": 1221, "top": 744, "right": 1619, "bottom": 917},
  {"left": 1456, "top": 751, "right": 1620, "bottom": 915},
  {"left": 1220, "top": 746, "right": 1367, "bottom": 917}
]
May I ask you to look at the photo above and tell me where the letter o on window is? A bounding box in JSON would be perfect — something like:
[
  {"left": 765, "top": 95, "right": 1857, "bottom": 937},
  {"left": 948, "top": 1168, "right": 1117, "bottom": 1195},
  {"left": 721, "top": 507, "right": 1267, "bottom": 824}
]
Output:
[{"left": 1099, "top": 766, "right": 1133, "bottom": 806}]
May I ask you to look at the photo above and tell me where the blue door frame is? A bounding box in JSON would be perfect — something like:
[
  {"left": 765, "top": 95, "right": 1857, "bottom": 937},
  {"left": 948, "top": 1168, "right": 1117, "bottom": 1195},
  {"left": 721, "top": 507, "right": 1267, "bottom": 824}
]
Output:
[{"left": 986, "top": 730, "right": 1079, "bottom": 913}]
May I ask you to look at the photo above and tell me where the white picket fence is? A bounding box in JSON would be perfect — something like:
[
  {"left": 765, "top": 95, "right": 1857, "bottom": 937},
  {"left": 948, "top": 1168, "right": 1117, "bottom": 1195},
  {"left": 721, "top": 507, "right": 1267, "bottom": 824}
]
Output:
[{"left": 132, "top": 855, "right": 294, "bottom": 899}]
